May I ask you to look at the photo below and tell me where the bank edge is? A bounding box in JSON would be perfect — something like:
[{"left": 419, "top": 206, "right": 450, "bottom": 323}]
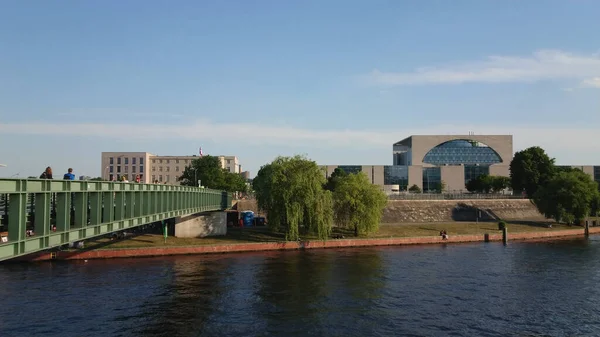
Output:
[{"left": 13, "top": 227, "right": 600, "bottom": 262}]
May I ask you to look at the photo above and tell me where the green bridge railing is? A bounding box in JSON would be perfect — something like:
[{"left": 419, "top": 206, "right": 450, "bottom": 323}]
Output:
[{"left": 0, "top": 178, "right": 232, "bottom": 261}]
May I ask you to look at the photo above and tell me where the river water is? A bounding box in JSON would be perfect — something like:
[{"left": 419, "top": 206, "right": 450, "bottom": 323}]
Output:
[{"left": 2, "top": 237, "right": 600, "bottom": 336}]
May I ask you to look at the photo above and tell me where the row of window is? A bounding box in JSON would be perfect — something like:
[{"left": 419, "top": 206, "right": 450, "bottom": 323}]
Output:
[
  {"left": 152, "top": 166, "right": 181, "bottom": 172},
  {"left": 109, "top": 157, "right": 144, "bottom": 165},
  {"left": 151, "top": 159, "right": 190, "bottom": 165},
  {"left": 109, "top": 166, "right": 144, "bottom": 174}
]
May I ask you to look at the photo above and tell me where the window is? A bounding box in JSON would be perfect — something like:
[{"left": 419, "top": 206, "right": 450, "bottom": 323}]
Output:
[
  {"left": 176, "top": 166, "right": 179, "bottom": 172},
  {"left": 185, "top": 160, "right": 188, "bottom": 164},
  {"left": 109, "top": 174, "right": 114, "bottom": 181},
  {"left": 125, "top": 158, "right": 129, "bottom": 165},
  {"left": 384, "top": 166, "right": 408, "bottom": 190},
  {"left": 132, "top": 158, "right": 136, "bottom": 165},
  {"left": 152, "top": 159, "right": 156, "bottom": 164},
  {"left": 166, "top": 175, "right": 170, "bottom": 182},
  {"left": 152, "top": 175, "right": 156, "bottom": 182},
  {"left": 159, "top": 167, "right": 163, "bottom": 172},
  {"left": 140, "top": 157, "right": 144, "bottom": 165},
  {"left": 116, "top": 174, "right": 120, "bottom": 181},
  {"left": 423, "top": 139, "right": 502, "bottom": 166},
  {"left": 132, "top": 166, "right": 136, "bottom": 173},
  {"left": 166, "top": 167, "right": 170, "bottom": 172},
  {"left": 176, "top": 159, "right": 179, "bottom": 164},
  {"left": 152, "top": 166, "right": 156, "bottom": 171},
  {"left": 109, "top": 157, "right": 114, "bottom": 165},
  {"left": 139, "top": 174, "right": 144, "bottom": 181},
  {"left": 117, "top": 166, "right": 121, "bottom": 173},
  {"left": 159, "top": 159, "right": 163, "bottom": 164},
  {"left": 338, "top": 166, "right": 363, "bottom": 175},
  {"left": 125, "top": 166, "right": 129, "bottom": 173},
  {"left": 109, "top": 166, "right": 113, "bottom": 173},
  {"left": 227, "top": 159, "right": 231, "bottom": 164},
  {"left": 159, "top": 175, "right": 163, "bottom": 182},
  {"left": 422, "top": 167, "right": 442, "bottom": 193},
  {"left": 117, "top": 157, "right": 121, "bottom": 165},
  {"left": 464, "top": 165, "right": 490, "bottom": 184},
  {"left": 166, "top": 160, "right": 170, "bottom": 164},
  {"left": 140, "top": 165, "right": 144, "bottom": 173}
]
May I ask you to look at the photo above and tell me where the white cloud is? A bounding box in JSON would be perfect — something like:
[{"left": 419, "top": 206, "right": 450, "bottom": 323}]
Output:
[
  {"left": 366, "top": 50, "right": 600, "bottom": 86},
  {"left": 582, "top": 77, "right": 600, "bottom": 88},
  {"left": 0, "top": 120, "right": 599, "bottom": 164}
]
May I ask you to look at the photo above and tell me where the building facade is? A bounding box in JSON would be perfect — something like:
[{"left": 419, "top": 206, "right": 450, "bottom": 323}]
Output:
[
  {"left": 323, "top": 135, "right": 512, "bottom": 193},
  {"left": 100, "top": 152, "right": 244, "bottom": 184},
  {"left": 322, "top": 134, "right": 600, "bottom": 194}
]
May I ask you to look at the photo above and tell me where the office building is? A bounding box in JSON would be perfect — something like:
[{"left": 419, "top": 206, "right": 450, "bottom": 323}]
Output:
[
  {"left": 322, "top": 134, "right": 599, "bottom": 194},
  {"left": 100, "top": 152, "right": 244, "bottom": 184}
]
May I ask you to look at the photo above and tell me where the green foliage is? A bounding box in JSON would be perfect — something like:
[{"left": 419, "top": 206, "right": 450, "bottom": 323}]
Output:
[
  {"left": 408, "top": 184, "right": 422, "bottom": 193},
  {"left": 178, "top": 155, "right": 247, "bottom": 192},
  {"left": 332, "top": 172, "right": 388, "bottom": 236},
  {"left": 90, "top": 177, "right": 103, "bottom": 181},
  {"left": 533, "top": 170, "right": 600, "bottom": 224},
  {"left": 324, "top": 168, "right": 348, "bottom": 192},
  {"left": 252, "top": 155, "right": 333, "bottom": 240},
  {"left": 466, "top": 175, "right": 510, "bottom": 193},
  {"left": 509, "top": 146, "right": 555, "bottom": 197}
]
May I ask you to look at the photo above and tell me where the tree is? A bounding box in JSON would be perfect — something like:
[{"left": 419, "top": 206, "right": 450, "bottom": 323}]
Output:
[
  {"left": 408, "top": 184, "right": 421, "bottom": 193},
  {"left": 252, "top": 155, "right": 333, "bottom": 240},
  {"left": 178, "top": 155, "right": 246, "bottom": 192},
  {"left": 466, "top": 175, "right": 510, "bottom": 193},
  {"left": 510, "top": 146, "right": 555, "bottom": 197},
  {"left": 324, "top": 168, "right": 348, "bottom": 191},
  {"left": 333, "top": 172, "right": 387, "bottom": 236},
  {"left": 533, "top": 170, "right": 600, "bottom": 224},
  {"left": 490, "top": 176, "right": 511, "bottom": 193}
]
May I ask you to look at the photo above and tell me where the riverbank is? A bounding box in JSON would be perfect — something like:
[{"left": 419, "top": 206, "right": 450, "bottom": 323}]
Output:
[{"left": 15, "top": 223, "right": 600, "bottom": 262}]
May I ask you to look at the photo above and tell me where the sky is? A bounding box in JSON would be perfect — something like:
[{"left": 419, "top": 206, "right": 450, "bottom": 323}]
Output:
[{"left": 1, "top": 0, "right": 599, "bottom": 179}]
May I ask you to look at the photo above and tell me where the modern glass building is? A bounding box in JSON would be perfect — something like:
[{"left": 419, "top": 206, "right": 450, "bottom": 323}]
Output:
[{"left": 322, "top": 134, "right": 598, "bottom": 194}]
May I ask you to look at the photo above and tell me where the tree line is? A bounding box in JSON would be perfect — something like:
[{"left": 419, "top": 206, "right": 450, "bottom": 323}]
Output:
[{"left": 253, "top": 156, "right": 387, "bottom": 241}]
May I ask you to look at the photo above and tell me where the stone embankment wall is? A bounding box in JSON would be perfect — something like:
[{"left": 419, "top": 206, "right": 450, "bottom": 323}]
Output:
[{"left": 234, "top": 199, "right": 546, "bottom": 223}]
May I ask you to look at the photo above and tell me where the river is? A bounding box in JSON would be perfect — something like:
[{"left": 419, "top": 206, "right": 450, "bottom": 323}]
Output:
[{"left": 2, "top": 237, "right": 600, "bottom": 336}]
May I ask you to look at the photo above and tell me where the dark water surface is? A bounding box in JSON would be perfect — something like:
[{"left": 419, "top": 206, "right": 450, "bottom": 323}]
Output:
[{"left": 2, "top": 237, "right": 600, "bottom": 337}]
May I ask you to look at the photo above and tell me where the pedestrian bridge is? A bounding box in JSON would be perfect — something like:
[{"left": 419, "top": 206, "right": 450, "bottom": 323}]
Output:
[{"left": 0, "top": 178, "right": 232, "bottom": 261}]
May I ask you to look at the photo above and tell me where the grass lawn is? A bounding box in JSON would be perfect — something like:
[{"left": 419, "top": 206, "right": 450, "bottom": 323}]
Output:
[{"left": 82, "top": 220, "right": 579, "bottom": 250}]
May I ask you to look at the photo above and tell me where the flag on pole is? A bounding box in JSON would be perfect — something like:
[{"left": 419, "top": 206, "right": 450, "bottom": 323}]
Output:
[{"left": 199, "top": 147, "right": 203, "bottom": 157}]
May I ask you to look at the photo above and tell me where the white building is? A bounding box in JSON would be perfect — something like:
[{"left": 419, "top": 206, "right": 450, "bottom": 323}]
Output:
[{"left": 100, "top": 152, "right": 243, "bottom": 184}]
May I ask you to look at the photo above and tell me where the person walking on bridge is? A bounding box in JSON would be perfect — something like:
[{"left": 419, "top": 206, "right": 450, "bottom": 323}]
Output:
[
  {"left": 39, "top": 167, "right": 53, "bottom": 179},
  {"left": 63, "top": 168, "right": 75, "bottom": 180}
]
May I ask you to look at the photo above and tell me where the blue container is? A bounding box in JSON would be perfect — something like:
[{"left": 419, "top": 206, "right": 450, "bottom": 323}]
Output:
[{"left": 241, "top": 211, "right": 254, "bottom": 227}]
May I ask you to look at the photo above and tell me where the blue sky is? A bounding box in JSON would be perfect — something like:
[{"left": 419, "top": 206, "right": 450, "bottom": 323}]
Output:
[{"left": 1, "top": 0, "right": 599, "bottom": 178}]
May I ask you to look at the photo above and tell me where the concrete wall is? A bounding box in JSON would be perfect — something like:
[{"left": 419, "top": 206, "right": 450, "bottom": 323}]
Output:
[
  {"left": 441, "top": 165, "right": 465, "bottom": 191},
  {"left": 175, "top": 212, "right": 227, "bottom": 238},
  {"left": 489, "top": 165, "right": 510, "bottom": 177},
  {"left": 408, "top": 165, "right": 423, "bottom": 189}
]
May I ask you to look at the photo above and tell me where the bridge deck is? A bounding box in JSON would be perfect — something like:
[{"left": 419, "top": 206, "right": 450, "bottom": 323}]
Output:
[{"left": 0, "top": 179, "right": 232, "bottom": 261}]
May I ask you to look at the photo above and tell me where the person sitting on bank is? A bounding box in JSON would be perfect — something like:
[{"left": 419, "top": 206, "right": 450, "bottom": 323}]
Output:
[
  {"left": 40, "top": 167, "right": 53, "bottom": 179},
  {"left": 441, "top": 230, "right": 448, "bottom": 240},
  {"left": 63, "top": 168, "right": 75, "bottom": 180}
]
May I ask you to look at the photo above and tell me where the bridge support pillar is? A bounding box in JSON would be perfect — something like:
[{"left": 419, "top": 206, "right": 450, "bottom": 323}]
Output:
[{"left": 174, "top": 212, "right": 227, "bottom": 238}]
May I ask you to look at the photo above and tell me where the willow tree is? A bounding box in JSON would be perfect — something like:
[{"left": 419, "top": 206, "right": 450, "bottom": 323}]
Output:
[
  {"left": 252, "top": 155, "right": 333, "bottom": 240},
  {"left": 333, "top": 172, "right": 387, "bottom": 236}
]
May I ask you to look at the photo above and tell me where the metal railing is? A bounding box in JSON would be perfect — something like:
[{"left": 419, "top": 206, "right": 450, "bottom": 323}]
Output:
[
  {"left": 387, "top": 192, "right": 526, "bottom": 200},
  {"left": 0, "top": 178, "right": 232, "bottom": 261}
]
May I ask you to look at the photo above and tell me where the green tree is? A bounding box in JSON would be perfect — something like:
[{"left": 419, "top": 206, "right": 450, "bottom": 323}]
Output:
[
  {"left": 333, "top": 172, "right": 387, "bottom": 236},
  {"left": 490, "top": 176, "right": 511, "bottom": 193},
  {"left": 408, "top": 184, "right": 421, "bottom": 193},
  {"left": 178, "top": 155, "right": 246, "bottom": 192},
  {"left": 510, "top": 146, "right": 555, "bottom": 197},
  {"left": 533, "top": 170, "right": 600, "bottom": 224},
  {"left": 252, "top": 155, "right": 333, "bottom": 240},
  {"left": 324, "top": 167, "right": 348, "bottom": 192}
]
